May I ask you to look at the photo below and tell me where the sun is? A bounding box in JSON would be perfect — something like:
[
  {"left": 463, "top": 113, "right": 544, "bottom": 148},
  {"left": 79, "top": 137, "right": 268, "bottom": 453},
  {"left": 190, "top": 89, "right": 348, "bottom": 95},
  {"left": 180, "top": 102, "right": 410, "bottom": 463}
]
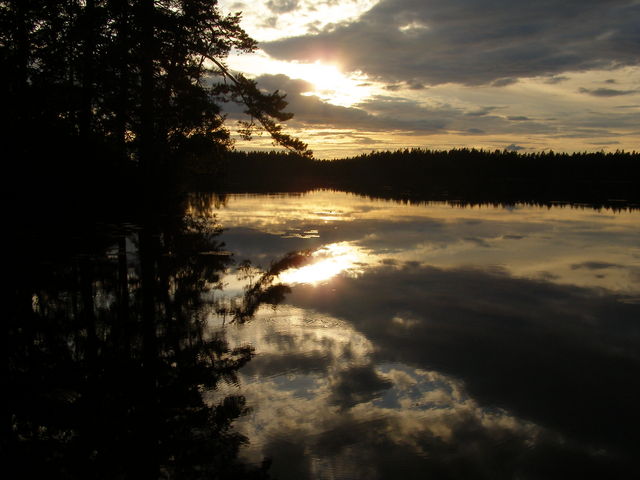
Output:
[
  {"left": 288, "top": 62, "right": 349, "bottom": 92},
  {"left": 227, "top": 52, "right": 373, "bottom": 107},
  {"left": 296, "top": 62, "right": 372, "bottom": 107}
]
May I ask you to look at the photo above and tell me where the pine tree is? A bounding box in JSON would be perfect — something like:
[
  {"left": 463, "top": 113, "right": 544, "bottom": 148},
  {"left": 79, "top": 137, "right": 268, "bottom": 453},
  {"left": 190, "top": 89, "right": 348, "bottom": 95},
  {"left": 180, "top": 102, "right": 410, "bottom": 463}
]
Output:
[{"left": 0, "top": 0, "right": 311, "bottom": 186}]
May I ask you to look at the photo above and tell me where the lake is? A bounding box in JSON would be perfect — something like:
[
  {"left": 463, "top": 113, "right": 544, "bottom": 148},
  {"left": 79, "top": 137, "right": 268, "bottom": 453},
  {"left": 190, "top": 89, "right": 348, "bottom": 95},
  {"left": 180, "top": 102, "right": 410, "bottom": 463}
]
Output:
[{"left": 9, "top": 190, "right": 640, "bottom": 479}]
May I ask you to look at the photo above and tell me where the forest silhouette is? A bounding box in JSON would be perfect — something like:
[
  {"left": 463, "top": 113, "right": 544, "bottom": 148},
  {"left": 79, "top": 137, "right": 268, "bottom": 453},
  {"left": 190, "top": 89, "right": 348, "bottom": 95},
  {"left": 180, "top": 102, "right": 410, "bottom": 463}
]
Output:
[
  {"left": 1, "top": 0, "right": 310, "bottom": 213},
  {"left": 221, "top": 148, "right": 640, "bottom": 210}
]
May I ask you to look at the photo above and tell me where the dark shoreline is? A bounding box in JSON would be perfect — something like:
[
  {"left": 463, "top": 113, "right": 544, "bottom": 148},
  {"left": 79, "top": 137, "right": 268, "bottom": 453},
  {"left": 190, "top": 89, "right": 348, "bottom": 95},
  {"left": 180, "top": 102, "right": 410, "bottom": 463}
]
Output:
[
  {"left": 215, "top": 148, "right": 640, "bottom": 211},
  {"left": 11, "top": 148, "right": 640, "bottom": 222}
]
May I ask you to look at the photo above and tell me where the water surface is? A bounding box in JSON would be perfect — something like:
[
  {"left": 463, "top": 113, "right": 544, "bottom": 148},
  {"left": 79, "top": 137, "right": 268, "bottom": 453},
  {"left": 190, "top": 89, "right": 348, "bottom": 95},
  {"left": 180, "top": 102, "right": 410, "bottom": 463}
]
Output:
[
  {"left": 208, "top": 191, "right": 640, "bottom": 479},
  {"left": 9, "top": 190, "right": 640, "bottom": 479}
]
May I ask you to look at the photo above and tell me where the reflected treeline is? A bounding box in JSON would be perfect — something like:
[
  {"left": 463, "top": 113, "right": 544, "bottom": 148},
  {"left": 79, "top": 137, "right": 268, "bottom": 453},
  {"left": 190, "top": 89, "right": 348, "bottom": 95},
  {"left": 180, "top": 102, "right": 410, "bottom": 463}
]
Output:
[
  {"left": 222, "top": 149, "right": 640, "bottom": 210},
  {"left": 6, "top": 203, "right": 278, "bottom": 478}
]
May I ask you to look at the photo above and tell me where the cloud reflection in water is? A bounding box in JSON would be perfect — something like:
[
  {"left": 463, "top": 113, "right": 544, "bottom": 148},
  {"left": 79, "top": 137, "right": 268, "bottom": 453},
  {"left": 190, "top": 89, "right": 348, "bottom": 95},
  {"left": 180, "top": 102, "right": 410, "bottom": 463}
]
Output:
[{"left": 211, "top": 192, "right": 640, "bottom": 479}]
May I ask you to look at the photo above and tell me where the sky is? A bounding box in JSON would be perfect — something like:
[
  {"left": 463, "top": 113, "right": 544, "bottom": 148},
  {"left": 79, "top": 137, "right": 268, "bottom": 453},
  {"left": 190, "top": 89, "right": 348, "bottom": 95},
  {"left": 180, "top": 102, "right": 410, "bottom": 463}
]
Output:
[{"left": 218, "top": 0, "right": 640, "bottom": 158}]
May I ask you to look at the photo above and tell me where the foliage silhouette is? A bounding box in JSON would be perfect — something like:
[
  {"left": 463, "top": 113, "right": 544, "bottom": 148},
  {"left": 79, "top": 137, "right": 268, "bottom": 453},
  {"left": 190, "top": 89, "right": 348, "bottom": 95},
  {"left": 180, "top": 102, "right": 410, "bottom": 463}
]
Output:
[
  {"left": 5, "top": 201, "right": 291, "bottom": 479},
  {"left": 0, "top": 0, "right": 310, "bottom": 200}
]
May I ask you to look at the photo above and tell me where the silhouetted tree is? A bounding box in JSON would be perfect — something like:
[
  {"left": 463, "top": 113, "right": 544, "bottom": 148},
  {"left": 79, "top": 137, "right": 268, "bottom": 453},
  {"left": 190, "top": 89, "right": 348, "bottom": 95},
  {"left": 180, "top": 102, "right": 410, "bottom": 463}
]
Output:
[{"left": 0, "top": 0, "right": 311, "bottom": 194}]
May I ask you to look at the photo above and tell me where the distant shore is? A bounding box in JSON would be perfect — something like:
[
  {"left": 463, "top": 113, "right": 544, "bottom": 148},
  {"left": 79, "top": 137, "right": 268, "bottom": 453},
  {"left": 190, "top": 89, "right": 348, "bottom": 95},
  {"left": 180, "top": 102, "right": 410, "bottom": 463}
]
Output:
[{"left": 213, "top": 148, "right": 640, "bottom": 210}]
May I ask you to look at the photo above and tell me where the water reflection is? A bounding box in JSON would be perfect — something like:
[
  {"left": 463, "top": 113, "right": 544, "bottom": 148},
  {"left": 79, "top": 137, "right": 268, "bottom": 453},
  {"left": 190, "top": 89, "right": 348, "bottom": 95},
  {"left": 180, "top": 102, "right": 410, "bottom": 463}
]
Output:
[
  {"left": 8, "top": 190, "right": 640, "bottom": 479},
  {"left": 221, "top": 264, "right": 640, "bottom": 479},
  {"left": 278, "top": 243, "right": 367, "bottom": 285},
  {"left": 213, "top": 191, "right": 640, "bottom": 294},
  {"left": 210, "top": 191, "right": 640, "bottom": 479},
  {"left": 7, "top": 207, "right": 275, "bottom": 479}
]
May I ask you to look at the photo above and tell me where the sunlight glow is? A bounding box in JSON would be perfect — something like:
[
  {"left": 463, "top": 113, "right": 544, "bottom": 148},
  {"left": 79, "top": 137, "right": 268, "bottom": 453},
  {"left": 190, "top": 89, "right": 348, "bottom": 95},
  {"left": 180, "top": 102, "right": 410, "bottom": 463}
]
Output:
[
  {"left": 278, "top": 242, "right": 367, "bottom": 285},
  {"left": 299, "top": 63, "right": 373, "bottom": 107},
  {"left": 227, "top": 52, "right": 374, "bottom": 107}
]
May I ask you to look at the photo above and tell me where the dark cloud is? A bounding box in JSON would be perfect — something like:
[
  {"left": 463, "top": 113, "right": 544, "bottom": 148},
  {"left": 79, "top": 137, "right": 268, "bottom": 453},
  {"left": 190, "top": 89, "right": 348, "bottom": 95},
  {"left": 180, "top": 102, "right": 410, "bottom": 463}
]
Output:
[
  {"left": 329, "top": 364, "right": 393, "bottom": 410},
  {"left": 263, "top": 0, "right": 640, "bottom": 86},
  {"left": 384, "top": 81, "right": 427, "bottom": 91},
  {"left": 265, "top": 0, "right": 299, "bottom": 13},
  {"left": 505, "top": 143, "right": 525, "bottom": 151},
  {"left": 288, "top": 264, "right": 640, "bottom": 457},
  {"left": 352, "top": 135, "right": 378, "bottom": 145},
  {"left": 260, "top": 16, "right": 278, "bottom": 28},
  {"left": 466, "top": 106, "right": 500, "bottom": 117},
  {"left": 463, "top": 236, "right": 492, "bottom": 247},
  {"left": 565, "top": 110, "right": 640, "bottom": 130},
  {"left": 491, "top": 78, "right": 518, "bottom": 87},
  {"left": 544, "top": 75, "right": 570, "bottom": 84},
  {"left": 384, "top": 83, "right": 402, "bottom": 91},
  {"left": 570, "top": 261, "right": 623, "bottom": 270},
  {"left": 579, "top": 87, "right": 638, "bottom": 97},
  {"left": 507, "top": 116, "right": 530, "bottom": 121},
  {"left": 407, "top": 81, "right": 426, "bottom": 90}
]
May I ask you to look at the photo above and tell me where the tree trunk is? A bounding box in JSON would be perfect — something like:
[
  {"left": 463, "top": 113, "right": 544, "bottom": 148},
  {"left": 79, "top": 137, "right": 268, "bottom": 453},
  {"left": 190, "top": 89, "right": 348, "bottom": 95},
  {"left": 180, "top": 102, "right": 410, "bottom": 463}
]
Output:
[
  {"left": 139, "top": 0, "right": 155, "bottom": 189},
  {"left": 115, "top": 0, "right": 130, "bottom": 167},
  {"left": 80, "top": 0, "right": 96, "bottom": 144}
]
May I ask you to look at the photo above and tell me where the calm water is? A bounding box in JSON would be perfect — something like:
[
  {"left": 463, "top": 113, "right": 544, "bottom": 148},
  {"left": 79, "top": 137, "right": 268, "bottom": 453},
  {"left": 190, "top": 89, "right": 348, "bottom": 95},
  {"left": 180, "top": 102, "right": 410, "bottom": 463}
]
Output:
[
  {"left": 210, "top": 191, "right": 640, "bottom": 479},
  {"left": 9, "top": 190, "right": 640, "bottom": 479}
]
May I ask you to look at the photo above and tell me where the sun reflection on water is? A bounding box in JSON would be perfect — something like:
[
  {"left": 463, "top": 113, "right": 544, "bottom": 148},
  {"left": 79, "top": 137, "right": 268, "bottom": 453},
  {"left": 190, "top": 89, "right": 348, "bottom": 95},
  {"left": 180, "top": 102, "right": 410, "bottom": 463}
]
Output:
[{"left": 278, "top": 242, "right": 367, "bottom": 285}]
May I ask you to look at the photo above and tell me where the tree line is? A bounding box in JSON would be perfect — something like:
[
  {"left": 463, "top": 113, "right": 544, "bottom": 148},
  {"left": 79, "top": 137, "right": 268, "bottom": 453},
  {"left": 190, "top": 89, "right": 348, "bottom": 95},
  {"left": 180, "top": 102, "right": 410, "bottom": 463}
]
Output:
[{"left": 220, "top": 148, "right": 640, "bottom": 209}]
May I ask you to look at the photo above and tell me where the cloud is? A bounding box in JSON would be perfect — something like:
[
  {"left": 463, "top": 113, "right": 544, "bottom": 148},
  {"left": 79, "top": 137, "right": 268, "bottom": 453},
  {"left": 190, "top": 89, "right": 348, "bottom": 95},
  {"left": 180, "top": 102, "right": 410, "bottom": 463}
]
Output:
[
  {"left": 328, "top": 364, "right": 393, "bottom": 410},
  {"left": 263, "top": 0, "right": 640, "bottom": 86},
  {"left": 570, "top": 261, "right": 624, "bottom": 270},
  {"left": 251, "top": 74, "right": 559, "bottom": 136},
  {"left": 504, "top": 143, "right": 525, "bottom": 151},
  {"left": 466, "top": 106, "right": 501, "bottom": 117},
  {"left": 265, "top": 0, "right": 300, "bottom": 13},
  {"left": 579, "top": 87, "right": 638, "bottom": 97},
  {"left": 254, "top": 74, "right": 448, "bottom": 132},
  {"left": 544, "top": 75, "right": 570, "bottom": 84},
  {"left": 288, "top": 264, "right": 640, "bottom": 454},
  {"left": 227, "top": 262, "right": 640, "bottom": 479},
  {"left": 491, "top": 78, "right": 518, "bottom": 87},
  {"left": 242, "top": 351, "right": 333, "bottom": 377}
]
